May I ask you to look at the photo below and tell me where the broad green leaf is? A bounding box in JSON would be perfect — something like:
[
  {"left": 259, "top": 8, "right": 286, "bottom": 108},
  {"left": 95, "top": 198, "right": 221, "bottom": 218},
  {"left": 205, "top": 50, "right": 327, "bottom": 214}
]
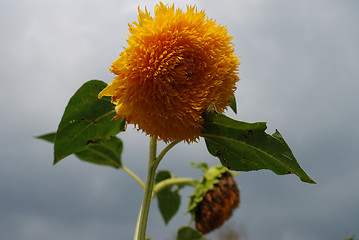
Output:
[
  {"left": 54, "top": 80, "right": 125, "bottom": 164},
  {"left": 201, "top": 107, "right": 316, "bottom": 184},
  {"left": 228, "top": 94, "right": 237, "bottom": 114},
  {"left": 75, "top": 137, "right": 122, "bottom": 168},
  {"left": 37, "top": 132, "right": 123, "bottom": 168},
  {"left": 155, "top": 170, "right": 181, "bottom": 225},
  {"left": 157, "top": 188, "right": 181, "bottom": 225},
  {"left": 176, "top": 226, "right": 206, "bottom": 240}
]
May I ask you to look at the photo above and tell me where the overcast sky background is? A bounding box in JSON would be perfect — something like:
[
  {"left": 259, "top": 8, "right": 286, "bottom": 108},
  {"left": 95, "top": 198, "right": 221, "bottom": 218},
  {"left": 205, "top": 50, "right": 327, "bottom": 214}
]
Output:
[{"left": 1, "top": 0, "right": 358, "bottom": 239}]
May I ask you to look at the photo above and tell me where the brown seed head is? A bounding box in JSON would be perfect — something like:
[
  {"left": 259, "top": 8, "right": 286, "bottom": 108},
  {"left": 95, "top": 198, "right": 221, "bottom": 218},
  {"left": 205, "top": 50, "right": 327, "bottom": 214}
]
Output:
[{"left": 195, "top": 172, "right": 240, "bottom": 234}]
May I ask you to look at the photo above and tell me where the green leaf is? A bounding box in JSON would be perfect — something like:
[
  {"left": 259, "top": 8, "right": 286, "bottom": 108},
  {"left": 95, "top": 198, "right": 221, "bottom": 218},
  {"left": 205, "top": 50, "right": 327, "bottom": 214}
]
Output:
[
  {"left": 37, "top": 132, "right": 123, "bottom": 169},
  {"left": 155, "top": 170, "right": 181, "bottom": 225},
  {"left": 157, "top": 188, "right": 181, "bottom": 225},
  {"left": 54, "top": 80, "right": 125, "bottom": 164},
  {"left": 201, "top": 107, "right": 316, "bottom": 184},
  {"left": 36, "top": 132, "right": 56, "bottom": 142},
  {"left": 155, "top": 170, "right": 173, "bottom": 183},
  {"left": 176, "top": 226, "right": 206, "bottom": 240},
  {"left": 228, "top": 94, "right": 237, "bottom": 114},
  {"left": 75, "top": 137, "right": 122, "bottom": 168}
]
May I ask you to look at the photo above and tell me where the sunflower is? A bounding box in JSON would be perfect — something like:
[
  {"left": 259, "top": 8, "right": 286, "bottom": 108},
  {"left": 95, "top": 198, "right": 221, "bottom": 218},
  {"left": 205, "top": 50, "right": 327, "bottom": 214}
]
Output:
[{"left": 99, "top": 2, "right": 239, "bottom": 142}]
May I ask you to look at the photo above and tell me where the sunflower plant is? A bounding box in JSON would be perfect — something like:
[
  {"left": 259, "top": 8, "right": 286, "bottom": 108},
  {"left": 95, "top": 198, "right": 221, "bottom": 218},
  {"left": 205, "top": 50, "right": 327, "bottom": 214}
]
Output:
[{"left": 37, "top": 2, "right": 315, "bottom": 240}]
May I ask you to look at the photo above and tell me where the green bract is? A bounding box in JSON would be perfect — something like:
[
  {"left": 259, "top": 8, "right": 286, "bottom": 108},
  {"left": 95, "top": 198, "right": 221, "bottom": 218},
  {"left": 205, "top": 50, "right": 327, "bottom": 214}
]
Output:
[{"left": 187, "top": 164, "right": 232, "bottom": 214}]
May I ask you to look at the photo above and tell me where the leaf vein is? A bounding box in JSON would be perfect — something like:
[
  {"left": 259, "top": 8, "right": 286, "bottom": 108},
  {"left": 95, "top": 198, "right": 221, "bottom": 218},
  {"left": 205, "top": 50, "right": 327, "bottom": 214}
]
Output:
[
  {"left": 58, "top": 110, "right": 116, "bottom": 156},
  {"left": 201, "top": 133, "right": 291, "bottom": 170}
]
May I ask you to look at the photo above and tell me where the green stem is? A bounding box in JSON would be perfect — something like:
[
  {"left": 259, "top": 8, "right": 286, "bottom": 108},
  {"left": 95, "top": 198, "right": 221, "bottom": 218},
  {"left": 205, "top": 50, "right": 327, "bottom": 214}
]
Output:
[
  {"left": 152, "top": 178, "right": 198, "bottom": 197},
  {"left": 153, "top": 140, "right": 181, "bottom": 170},
  {"left": 122, "top": 166, "right": 145, "bottom": 190},
  {"left": 136, "top": 136, "right": 158, "bottom": 240},
  {"left": 134, "top": 138, "right": 182, "bottom": 240},
  {"left": 86, "top": 147, "right": 145, "bottom": 189}
]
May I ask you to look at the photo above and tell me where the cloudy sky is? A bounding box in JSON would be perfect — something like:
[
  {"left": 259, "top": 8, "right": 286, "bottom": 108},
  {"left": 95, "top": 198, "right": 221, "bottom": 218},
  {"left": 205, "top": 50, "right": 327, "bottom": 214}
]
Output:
[{"left": 1, "top": 0, "right": 358, "bottom": 239}]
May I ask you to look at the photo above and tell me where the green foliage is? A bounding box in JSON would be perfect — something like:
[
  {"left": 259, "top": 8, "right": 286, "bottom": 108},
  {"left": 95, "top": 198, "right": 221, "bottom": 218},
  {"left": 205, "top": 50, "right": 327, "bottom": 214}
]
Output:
[
  {"left": 201, "top": 105, "right": 316, "bottom": 184},
  {"left": 37, "top": 132, "right": 57, "bottom": 142},
  {"left": 228, "top": 94, "right": 237, "bottom": 114},
  {"left": 37, "top": 78, "right": 315, "bottom": 240},
  {"left": 190, "top": 162, "right": 209, "bottom": 172},
  {"left": 37, "top": 132, "right": 123, "bottom": 169},
  {"left": 53, "top": 80, "right": 125, "bottom": 164},
  {"left": 155, "top": 170, "right": 181, "bottom": 225},
  {"left": 344, "top": 234, "right": 357, "bottom": 240},
  {"left": 75, "top": 137, "right": 123, "bottom": 168},
  {"left": 176, "top": 226, "right": 206, "bottom": 240},
  {"left": 187, "top": 164, "right": 230, "bottom": 214}
]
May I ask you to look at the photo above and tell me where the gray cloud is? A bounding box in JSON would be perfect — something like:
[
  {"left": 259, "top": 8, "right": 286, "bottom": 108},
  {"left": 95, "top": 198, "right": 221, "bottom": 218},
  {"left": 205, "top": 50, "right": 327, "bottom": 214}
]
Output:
[{"left": 1, "top": 0, "right": 358, "bottom": 240}]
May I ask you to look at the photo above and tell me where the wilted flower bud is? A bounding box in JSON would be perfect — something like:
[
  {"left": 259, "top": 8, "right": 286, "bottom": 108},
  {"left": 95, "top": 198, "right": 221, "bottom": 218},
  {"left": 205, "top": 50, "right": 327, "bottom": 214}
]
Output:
[{"left": 194, "top": 172, "right": 240, "bottom": 234}]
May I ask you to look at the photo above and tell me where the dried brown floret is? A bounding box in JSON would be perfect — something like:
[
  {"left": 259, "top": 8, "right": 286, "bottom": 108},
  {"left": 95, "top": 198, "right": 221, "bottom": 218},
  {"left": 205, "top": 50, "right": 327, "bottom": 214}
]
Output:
[{"left": 195, "top": 172, "right": 240, "bottom": 234}]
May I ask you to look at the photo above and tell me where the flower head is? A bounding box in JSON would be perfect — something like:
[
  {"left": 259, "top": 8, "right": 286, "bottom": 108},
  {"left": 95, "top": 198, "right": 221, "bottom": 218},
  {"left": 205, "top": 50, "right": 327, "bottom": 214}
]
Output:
[
  {"left": 195, "top": 171, "right": 240, "bottom": 234},
  {"left": 99, "top": 2, "right": 239, "bottom": 142}
]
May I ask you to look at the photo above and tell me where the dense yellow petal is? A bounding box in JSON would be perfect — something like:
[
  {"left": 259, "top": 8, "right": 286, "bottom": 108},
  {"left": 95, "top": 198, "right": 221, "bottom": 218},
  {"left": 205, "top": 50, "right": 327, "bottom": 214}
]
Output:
[{"left": 99, "top": 2, "right": 240, "bottom": 143}]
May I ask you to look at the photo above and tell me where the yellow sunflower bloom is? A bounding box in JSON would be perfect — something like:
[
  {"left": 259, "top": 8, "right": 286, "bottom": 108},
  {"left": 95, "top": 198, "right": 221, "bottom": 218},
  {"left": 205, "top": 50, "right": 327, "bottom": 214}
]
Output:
[{"left": 99, "top": 2, "right": 240, "bottom": 143}]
